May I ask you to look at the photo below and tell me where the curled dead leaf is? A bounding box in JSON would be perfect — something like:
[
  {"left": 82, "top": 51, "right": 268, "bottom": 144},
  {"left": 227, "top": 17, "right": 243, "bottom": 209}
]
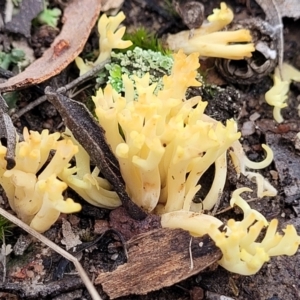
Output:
[{"left": 0, "top": 0, "right": 101, "bottom": 92}]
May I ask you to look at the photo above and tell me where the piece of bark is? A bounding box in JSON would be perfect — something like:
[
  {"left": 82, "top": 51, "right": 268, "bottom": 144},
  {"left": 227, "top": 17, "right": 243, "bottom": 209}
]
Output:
[
  {"left": 0, "top": 0, "right": 101, "bottom": 92},
  {"left": 95, "top": 228, "right": 222, "bottom": 299}
]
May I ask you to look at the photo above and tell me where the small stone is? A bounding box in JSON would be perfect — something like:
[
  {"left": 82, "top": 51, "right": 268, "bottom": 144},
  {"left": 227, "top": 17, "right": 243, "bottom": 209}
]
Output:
[
  {"left": 93, "top": 220, "right": 109, "bottom": 235},
  {"left": 249, "top": 112, "right": 261, "bottom": 121},
  {"left": 241, "top": 121, "right": 255, "bottom": 136},
  {"left": 269, "top": 170, "right": 278, "bottom": 180},
  {"left": 110, "top": 253, "right": 119, "bottom": 261},
  {"left": 26, "top": 270, "right": 34, "bottom": 278},
  {"left": 68, "top": 215, "right": 80, "bottom": 226},
  {"left": 294, "top": 133, "right": 300, "bottom": 150},
  {"left": 42, "top": 121, "right": 52, "bottom": 129},
  {"left": 190, "top": 286, "right": 204, "bottom": 300}
]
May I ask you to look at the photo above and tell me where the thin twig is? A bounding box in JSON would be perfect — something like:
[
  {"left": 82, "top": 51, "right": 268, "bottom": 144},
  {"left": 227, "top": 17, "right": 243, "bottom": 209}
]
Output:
[
  {"left": 60, "top": 58, "right": 110, "bottom": 93},
  {"left": 11, "top": 95, "right": 47, "bottom": 122},
  {"left": 214, "top": 197, "right": 260, "bottom": 216},
  {"left": 189, "top": 237, "right": 193, "bottom": 270},
  {"left": 11, "top": 58, "right": 110, "bottom": 122},
  {"left": 1, "top": 228, "right": 7, "bottom": 283},
  {"left": 0, "top": 207, "right": 103, "bottom": 300}
]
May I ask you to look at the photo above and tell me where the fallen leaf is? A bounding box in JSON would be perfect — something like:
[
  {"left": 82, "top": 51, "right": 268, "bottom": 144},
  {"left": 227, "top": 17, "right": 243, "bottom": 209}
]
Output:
[
  {"left": 95, "top": 228, "right": 221, "bottom": 299},
  {"left": 5, "top": 0, "right": 43, "bottom": 38},
  {"left": 0, "top": 0, "right": 101, "bottom": 92},
  {"left": 277, "top": 0, "right": 300, "bottom": 18}
]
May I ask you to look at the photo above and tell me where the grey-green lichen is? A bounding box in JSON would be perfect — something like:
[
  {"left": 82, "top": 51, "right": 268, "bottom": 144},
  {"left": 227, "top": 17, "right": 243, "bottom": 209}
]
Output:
[{"left": 97, "top": 47, "right": 174, "bottom": 95}]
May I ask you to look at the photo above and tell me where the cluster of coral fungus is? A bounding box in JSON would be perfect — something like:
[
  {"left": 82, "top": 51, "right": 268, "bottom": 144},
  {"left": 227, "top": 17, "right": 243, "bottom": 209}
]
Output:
[{"left": 0, "top": 5, "right": 299, "bottom": 277}]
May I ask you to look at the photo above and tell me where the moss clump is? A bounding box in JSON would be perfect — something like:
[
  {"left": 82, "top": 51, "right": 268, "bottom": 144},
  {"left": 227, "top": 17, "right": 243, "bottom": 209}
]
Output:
[{"left": 121, "top": 27, "right": 169, "bottom": 55}]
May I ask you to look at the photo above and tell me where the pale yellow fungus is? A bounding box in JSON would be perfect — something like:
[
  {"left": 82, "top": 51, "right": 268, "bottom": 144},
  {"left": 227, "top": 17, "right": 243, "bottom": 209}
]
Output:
[
  {"left": 265, "top": 63, "right": 300, "bottom": 123},
  {"left": 166, "top": 2, "right": 255, "bottom": 60},
  {"left": 90, "top": 45, "right": 298, "bottom": 276},
  {"left": 162, "top": 189, "right": 300, "bottom": 275},
  {"left": 229, "top": 141, "right": 277, "bottom": 198},
  {"left": 0, "top": 128, "right": 81, "bottom": 233},
  {"left": 161, "top": 210, "right": 223, "bottom": 237},
  {"left": 93, "top": 50, "right": 241, "bottom": 213},
  {"left": 75, "top": 12, "right": 132, "bottom": 75},
  {"left": 30, "top": 174, "right": 81, "bottom": 233},
  {"left": 59, "top": 130, "right": 121, "bottom": 209},
  {"left": 230, "top": 188, "right": 268, "bottom": 226},
  {"left": 0, "top": 9, "right": 298, "bottom": 276}
]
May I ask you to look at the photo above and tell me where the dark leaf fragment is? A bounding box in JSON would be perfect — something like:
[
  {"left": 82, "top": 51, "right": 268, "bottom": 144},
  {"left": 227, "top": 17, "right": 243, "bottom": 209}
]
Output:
[
  {"left": 5, "top": 0, "right": 43, "bottom": 38},
  {"left": 0, "top": 94, "right": 16, "bottom": 169}
]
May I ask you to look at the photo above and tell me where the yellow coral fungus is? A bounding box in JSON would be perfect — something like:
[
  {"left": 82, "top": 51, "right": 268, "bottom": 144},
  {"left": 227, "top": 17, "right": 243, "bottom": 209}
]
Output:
[
  {"left": 166, "top": 2, "right": 255, "bottom": 60},
  {"left": 75, "top": 12, "right": 132, "bottom": 75},
  {"left": 90, "top": 48, "right": 296, "bottom": 275},
  {"left": 209, "top": 209, "right": 300, "bottom": 275},
  {"left": 30, "top": 174, "right": 81, "bottom": 233},
  {"left": 59, "top": 129, "right": 121, "bottom": 209},
  {"left": 0, "top": 128, "right": 81, "bottom": 232},
  {"left": 230, "top": 188, "right": 268, "bottom": 226},
  {"left": 265, "top": 63, "right": 300, "bottom": 123},
  {"left": 162, "top": 189, "right": 300, "bottom": 275},
  {"left": 93, "top": 50, "right": 240, "bottom": 213},
  {"left": 229, "top": 141, "right": 277, "bottom": 198}
]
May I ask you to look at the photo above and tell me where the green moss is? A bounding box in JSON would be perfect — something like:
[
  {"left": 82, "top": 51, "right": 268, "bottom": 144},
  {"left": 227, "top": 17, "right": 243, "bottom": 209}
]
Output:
[
  {"left": 36, "top": 1, "right": 61, "bottom": 28},
  {"left": 0, "top": 215, "right": 15, "bottom": 242},
  {"left": 120, "top": 27, "right": 170, "bottom": 55}
]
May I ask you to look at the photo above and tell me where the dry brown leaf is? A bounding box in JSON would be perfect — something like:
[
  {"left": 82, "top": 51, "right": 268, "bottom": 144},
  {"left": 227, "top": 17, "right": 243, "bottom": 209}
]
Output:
[
  {"left": 277, "top": 0, "right": 300, "bottom": 18},
  {"left": 95, "top": 228, "right": 221, "bottom": 299},
  {"left": 0, "top": 0, "right": 101, "bottom": 93}
]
